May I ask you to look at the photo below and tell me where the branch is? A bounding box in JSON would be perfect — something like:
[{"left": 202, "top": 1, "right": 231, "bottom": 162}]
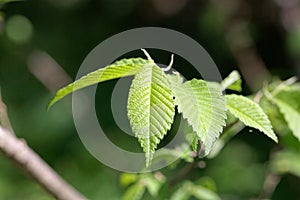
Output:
[
  {"left": 0, "top": 127, "right": 87, "bottom": 200},
  {"left": 169, "top": 162, "right": 196, "bottom": 186},
  {"left": 0, "top": 89, "right": 15, "bottom": 134},
  {"left": 215, "top": 0, "right": 271, "bottom": 91},
  {"left": 259, "top": 171, "right": 280, "bottom": 199}
]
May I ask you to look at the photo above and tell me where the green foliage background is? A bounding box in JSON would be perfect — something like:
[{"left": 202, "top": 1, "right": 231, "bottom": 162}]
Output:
[{"left": 0, "top": 0, "right": 300, "bottom": 199}]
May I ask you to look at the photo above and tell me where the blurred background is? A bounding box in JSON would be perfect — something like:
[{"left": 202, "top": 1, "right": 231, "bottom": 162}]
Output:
[{"left": 0, "top": 0, "right": 300, "bottom": 199}]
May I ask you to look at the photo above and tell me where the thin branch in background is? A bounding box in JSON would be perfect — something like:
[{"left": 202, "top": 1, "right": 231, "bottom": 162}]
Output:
[
  {"left": 27, "top": 50, "right": 72, "bottom": 94},
  {"left": 169, "top": 162, "right": 196, "bottom": 186},
  {"left": 276, "top": 0, "right": 300, "bottom": 77},
  {"left": 215, "top": 0, "right": 272, "bottom": 91},
  {"left": 225, "top": 23, "right": 271, "bottom": 91}
]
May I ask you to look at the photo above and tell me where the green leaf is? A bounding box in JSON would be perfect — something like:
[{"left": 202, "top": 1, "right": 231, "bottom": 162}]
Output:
[
  {"left": 171, "top": 181, "right": 221, "bottom": 200},
  {"left": 273, "top": 89, "right": 300, "bottom": 141},
  {"left": 168, "top": 75, "right": 226, "bottom": 156},
  {"left": 186, "top": 182, "right": 221, "bottom": 200},
  {"left": 226, "top": 94, "right": 278, "bottom": 142},
  {"left": 120, "top": 173, "right": 138, "bottom": 187},
  {"left": 143, "top": 174, "right": 164, "bottom": 197},
  {"left": 122, "top": 181, "right": 146, "bottom": 200},
  {"left": 48, "top": 58, "right": 150, "bottom": 109},
  {"left": 170, "top": 186, "right": 190, "bottom": 200},
  {"left": 221, "top": 70, "right": 242, "bottom": 92},
  {"left": 184, "top": 121, "right": 199, "bottom": 152},
  {"left": 127, "top": 64, "right": 175, "bottom": 167}
]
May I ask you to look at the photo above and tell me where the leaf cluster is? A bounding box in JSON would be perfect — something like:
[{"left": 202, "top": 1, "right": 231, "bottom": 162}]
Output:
[{"left": 49, "top": 53, "right": 278, "bottom": 168}]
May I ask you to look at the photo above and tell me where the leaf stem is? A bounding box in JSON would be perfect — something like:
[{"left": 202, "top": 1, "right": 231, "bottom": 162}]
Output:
[
  {"left": 162, "top": 54, "right": 174, "bottom": 72},
  {"left": 272, "top": 76, "right": 298, "bottom": 96},
  {"left": 141, "top": 49, "right": 154, "bottom": 62}
]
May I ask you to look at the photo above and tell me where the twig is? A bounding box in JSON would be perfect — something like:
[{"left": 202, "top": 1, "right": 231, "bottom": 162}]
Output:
[
  {"left": 0, "top": 127, "right": 87, "bottom": 200},
  {"left": 0, "top": 89, "right": 15, "bottom": 135},
  {"left": 27, "top": 50, "right": 72, "bottom": 94},
  {"left": 271, "top": 76, "right": 298, "bottom": 96},
  {"left": 253, "top": 90, "right": 263, "bottom": 103},
  {"left": 259, "top": 171, "right": 280, "bottom": 199},
  {"left": 169, "top": 162, "right": 196, "bottom": 186}
]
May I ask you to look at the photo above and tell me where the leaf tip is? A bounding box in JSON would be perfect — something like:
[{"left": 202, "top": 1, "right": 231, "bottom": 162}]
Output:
[
  {"left": 271, "top": 132, "right": 279, "bottom": 143},
  {"left": 46, "top": 99, "right": 55, "bottom": 112},
  {"left": 47, "top": 94, "right": 61, "bottom": 111}
]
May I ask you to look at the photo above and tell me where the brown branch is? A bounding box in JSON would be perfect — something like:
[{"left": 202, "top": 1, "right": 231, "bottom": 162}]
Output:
[
  {"left": 169, "top": 162, "right": 196, "bottom": 186},
  {"left": 27, "top": 50, "right": 72, "bottom": 94},
  {"left": 0, "top": 89, "right": 15, "bottom": 135},
  {"left": 215, "top": 0, "right": 272, "bottom": 91},
  {"left": 0, "top": 127, "right": 87, "bottom": 200}
]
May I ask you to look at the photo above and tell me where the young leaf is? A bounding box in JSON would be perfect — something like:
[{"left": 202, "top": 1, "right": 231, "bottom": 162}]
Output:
[
  {"left": 168, "top": 75, "right": 226, "bottom": 156},
  {"left": 48, "top": 58, "right": 151, "bottom": 109},
  {"left": 273, "top": 89, "right": 300, "bottom": 141},
  {"left": 226, "top": 94, "right": 278, "bottom": 142},
  {"left": 171, "top": 181, "right": 221, "bottom": 200},
  {"left": 127, "top": 64, "right": 175, "bottom": 167},
  {"left": 170, "top": 186, "right": 190, "bottom": 200},
  {"left": 122, "top": 181, "right": 146, "bottom": 200},
  {"left": 119, "top": 173, "right": 138, "bottom": 187},
  {"left": 221, "top": 70, "right": 242, "bottom": 92},
  {"left": 143, "top": 174, "right": 164, "bottom": 197},
  {"left": 185, "top": 182, "right": 221, "bottom": 200}
]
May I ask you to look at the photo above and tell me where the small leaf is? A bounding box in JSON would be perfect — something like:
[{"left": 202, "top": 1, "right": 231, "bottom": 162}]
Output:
[
  {"left": 221, "top": 70, "right": 242, "bottom": 92},
  {"left": 120, "top": 173, "right": 138, "bottom": 187},
  {"left": 122, "top": 181, "right": 146, "bottom": 200},
  {"left": 127, "top": 64, "right": 175, "bottom": 167},
  {"left": 273, "top": 88, "right": 300, "bottom": 141},
  {"left": 48, "top": 58, "right": 150, "bottom": 109},
  {"left": 226, "top": 94, "right": 278, "bottom": 142},
  {"left": 185, "top": 182, "right": 221, "bottom": 200},
  {"left": 170, "top": 186, "right": 190, "bottom": 200},
  {"left": 171, "top": 181, "right": 221, "bottom": 200},
  {"left": 143, "top": 174, "right": 164, "bottom": 197},
  {"left": 168, "top": 75, "right": 226, "bottom": 156}
]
